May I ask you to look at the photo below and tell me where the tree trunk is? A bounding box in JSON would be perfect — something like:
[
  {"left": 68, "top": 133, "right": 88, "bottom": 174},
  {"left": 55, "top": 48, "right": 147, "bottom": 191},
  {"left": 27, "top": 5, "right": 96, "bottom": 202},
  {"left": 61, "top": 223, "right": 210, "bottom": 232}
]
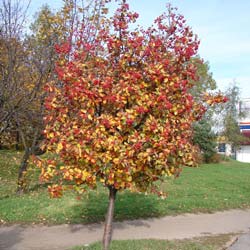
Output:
[
  {"left": 16, "top": 127, "right": 40, "bottom": 194},
  {"left": 16, "top": 148, "right": 30, "bottom": 195},
  {"left": 15, "top": 129, "right": 20, "bottom": 151},
  {"left": 102, "top": 186, "right": 117, "bottom": 250}
]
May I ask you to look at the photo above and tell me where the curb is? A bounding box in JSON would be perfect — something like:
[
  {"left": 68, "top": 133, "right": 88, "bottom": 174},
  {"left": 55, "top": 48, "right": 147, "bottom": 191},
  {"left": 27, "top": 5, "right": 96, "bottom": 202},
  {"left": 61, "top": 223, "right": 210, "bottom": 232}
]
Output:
[{"left": 222, "top": 235, "right": 239, "bottom": 250}]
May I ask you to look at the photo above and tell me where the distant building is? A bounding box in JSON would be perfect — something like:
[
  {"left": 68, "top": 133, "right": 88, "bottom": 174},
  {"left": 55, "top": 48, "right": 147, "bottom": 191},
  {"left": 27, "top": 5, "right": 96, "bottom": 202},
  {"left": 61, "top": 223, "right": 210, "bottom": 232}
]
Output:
[
  {"left": 217, "top": 136, "right": 233, "bottom": 157},
  {"left": 236, "top": 98, "right": 250, "bottom": 162}
]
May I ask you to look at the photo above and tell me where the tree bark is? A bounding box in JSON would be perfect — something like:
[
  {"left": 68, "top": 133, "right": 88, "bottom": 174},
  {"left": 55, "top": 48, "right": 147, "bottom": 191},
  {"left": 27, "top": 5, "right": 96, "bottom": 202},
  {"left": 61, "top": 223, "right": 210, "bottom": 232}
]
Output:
[
  {"left": 16, "top": 148, "right": 30, "bottom": 195},
  {"left": 16, "top": 127, "right": 41, "bottom": 194},
  {"left": 15, "top": 129, "right": 20, "bottom": 151},
  {"left": 102, "top": 186, "right": 117, "bottom": 250}
]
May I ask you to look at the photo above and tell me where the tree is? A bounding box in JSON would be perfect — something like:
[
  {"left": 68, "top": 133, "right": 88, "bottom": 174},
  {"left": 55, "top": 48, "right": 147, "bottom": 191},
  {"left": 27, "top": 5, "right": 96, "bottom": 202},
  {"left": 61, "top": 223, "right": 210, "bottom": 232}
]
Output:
[
  {"left": 219, "top": 82, "right": 247, "bottom": 150},
  {"left": 0, "top": 0, "right": 42, "bottom": 192},
  {"left": 34, "top": 2, "right": 226, "bottom": 249},
  {"left": 0, "top": 0, "right": 101, "bottom": 193},
  {"left": 15, "top": 0, "right": 88, "bottom": 193},
  {"left": 193, "top": 118, "right": 217, "bottom": 162},
  {"left": 0, "top": 0, "right": 61, "bottom": 193},
  {"left": 0, "top": 0, "right": 31, "bottom": 139},
  {"left": 191, "top": 58, "right": 218, "bottom": 162},
  {"left": 15, "top": 5, "right": 59, "bottom": 193},
  {"left": 191, "top": 57, "right": 216, "bottom": 98}
]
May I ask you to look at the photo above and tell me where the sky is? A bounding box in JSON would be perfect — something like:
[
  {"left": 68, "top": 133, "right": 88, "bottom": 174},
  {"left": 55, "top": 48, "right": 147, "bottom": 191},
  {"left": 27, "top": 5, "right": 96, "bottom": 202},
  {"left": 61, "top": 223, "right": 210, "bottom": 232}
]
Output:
[{"left": 28, "top": 0, "right": 250, "bottom": 98}]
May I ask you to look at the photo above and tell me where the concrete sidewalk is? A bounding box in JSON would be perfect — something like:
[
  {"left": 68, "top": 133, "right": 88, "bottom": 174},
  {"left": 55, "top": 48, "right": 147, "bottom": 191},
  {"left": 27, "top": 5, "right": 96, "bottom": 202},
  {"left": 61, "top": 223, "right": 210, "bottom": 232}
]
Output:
[
  {"left": 228, "top": 232, "right": 250, "bottom": 250},
  {"left": 0, "top": 209, "right": 250, "bottom": 250}
]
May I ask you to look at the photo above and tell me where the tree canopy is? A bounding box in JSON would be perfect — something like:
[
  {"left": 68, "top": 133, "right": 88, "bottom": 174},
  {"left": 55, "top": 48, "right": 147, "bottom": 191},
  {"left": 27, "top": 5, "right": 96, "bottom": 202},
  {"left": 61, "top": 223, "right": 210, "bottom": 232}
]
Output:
[{"left": 38, "top": 3, "right": 208, "bottom": 196}]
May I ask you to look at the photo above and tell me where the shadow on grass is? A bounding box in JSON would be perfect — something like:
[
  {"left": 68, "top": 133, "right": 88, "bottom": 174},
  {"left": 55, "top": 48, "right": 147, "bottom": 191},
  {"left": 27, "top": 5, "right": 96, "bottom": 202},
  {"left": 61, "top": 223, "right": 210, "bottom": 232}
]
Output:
[
  {"left": 27, "top": 182, "right": 51, "bottom": 193},
  {"left": 68, "top": 189, "right": 162, "bottom": 227},
  {"left": 0, "top": 194, "right": 12, "bottom": 200},
  {"left": 64, "top": 190, "right": 158, "bottom": 236},
  {"left": 115, "top": 191, "right": 162, "bottom": 221},
  {"left": 0, "top": 182, "right": 50, "bottom": 200}
]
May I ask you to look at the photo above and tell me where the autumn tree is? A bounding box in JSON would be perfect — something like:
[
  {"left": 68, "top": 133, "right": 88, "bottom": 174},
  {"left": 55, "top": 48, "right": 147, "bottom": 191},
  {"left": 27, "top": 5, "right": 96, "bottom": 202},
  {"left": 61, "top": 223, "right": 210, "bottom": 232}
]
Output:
[
  {"left": 14, "top": 5, "right": 60, "bottom": 193},
  {"left": 35, "top": 2, "right": 226, "bottom": 249},
  {"left": 0, "top": 0, "right": 102, "bottom": 193},
  {"left": 0, "top": 0, "right": 60, "bottom": 193},
  {"left": 15, "top": 0, "right": 93, "bottom": 193},
  {"left": 0, "top": 0, "right": 41, "bottom": 192},
  {"left": 0, "top": 0, "right": 30, "bottom": 143}
]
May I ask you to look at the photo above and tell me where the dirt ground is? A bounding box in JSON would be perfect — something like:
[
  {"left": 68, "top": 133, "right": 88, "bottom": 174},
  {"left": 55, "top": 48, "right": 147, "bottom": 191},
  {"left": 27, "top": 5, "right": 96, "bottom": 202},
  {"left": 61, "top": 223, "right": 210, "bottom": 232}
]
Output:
[{"left": 0, "top": 209, "right": 250, "bottom": 250}]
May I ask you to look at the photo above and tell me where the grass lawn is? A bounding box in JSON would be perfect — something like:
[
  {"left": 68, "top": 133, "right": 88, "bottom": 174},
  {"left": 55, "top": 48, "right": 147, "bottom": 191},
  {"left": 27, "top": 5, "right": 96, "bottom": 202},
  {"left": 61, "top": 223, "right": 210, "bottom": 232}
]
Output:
[
  {"left": 72, "top": 234, "right": 235, "bottom": 250},
  {"left": 0, "top": 150, "right": 250, "bottom": 224}
]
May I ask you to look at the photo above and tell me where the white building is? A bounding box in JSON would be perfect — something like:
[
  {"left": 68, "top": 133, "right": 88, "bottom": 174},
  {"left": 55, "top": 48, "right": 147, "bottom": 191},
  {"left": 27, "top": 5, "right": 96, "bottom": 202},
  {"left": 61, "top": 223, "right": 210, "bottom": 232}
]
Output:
[{"left": 236, "top": 98, "right": 250, "bottom": 162}]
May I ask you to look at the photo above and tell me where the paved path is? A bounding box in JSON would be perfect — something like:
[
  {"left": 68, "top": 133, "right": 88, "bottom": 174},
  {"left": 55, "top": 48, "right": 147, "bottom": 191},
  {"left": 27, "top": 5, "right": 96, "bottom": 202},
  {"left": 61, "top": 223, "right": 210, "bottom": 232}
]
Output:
[
  {"left": 0, "top": 209, "right": 250, "bottom": 250},
  {"left": 228, "top": 232, "right": 250, "bottom": 250}
]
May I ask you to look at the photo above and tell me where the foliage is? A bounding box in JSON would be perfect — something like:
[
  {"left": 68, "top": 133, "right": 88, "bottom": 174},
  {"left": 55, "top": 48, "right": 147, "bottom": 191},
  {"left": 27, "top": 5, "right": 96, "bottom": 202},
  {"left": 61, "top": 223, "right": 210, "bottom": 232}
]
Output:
[
  {"left": 0, "top": 0, "right": 105, "bottom": 193},
  {"left": 0, "top": 0, "right": 53, "bottom": 192},
  {"left": 208, "top": 153, "right": 227, "bottom": 163},
  {"left": 37, "top": 2, "right": 226, "bottom": 198},
  {"left": 189, "top": 57, "right": 220, "bottom": 163},
  {"left": 0, "top": 0, "right": 30, "bottom": 145},
  {"left": 193, "top": 118, "right": 217, "bottom": 163},
  {"left": 0, "top": 0, "right": 41, "bottom": 192},
  {"left": 212, "top": 83, "right": 246, "bottom": 161},
  {"left": 190, "top": 57, "right": 217, "bottom": 101},
  {"left": 217, "top": 82, "right": 247, "bottom": 148}
]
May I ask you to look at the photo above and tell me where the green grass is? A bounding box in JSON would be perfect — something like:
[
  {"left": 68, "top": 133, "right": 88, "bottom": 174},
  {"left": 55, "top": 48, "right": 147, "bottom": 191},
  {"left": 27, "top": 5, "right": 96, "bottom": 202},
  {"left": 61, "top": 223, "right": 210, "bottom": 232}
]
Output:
[
  {"left": 0, "top": 150, "right": 250, "bottom": 224},
  {"left": 72, "top": 234, "right": 234, "bottom": 250}
]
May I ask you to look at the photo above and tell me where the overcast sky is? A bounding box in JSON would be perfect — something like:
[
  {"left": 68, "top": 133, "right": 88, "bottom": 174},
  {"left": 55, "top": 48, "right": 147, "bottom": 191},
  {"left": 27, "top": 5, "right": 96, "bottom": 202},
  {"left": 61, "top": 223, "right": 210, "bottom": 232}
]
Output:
[{"left": 28, "top": 0, "right": 250, "bottom": 98}]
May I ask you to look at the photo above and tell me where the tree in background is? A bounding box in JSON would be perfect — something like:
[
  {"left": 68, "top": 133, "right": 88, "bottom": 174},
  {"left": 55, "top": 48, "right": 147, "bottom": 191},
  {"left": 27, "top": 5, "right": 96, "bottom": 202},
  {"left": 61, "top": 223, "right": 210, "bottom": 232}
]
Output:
[
  {"left": 34, "top": 2, "right": 227, "bottom": 249},
  {"left": 191, "top": 58, "right": 218, "bottom": 162},
  {"left": 0, "top": 0, "right": 31, "bottom": 143},
  {"left": 0, "top": 0, "right": 41, "bottom": 192},
  {"left": 219, "top": 82, "right": 247, "bottom": 152},
  {"left": 191, "top": 57, "right": 217, "bottom": 100},
  {"left": 15, "top": 5, "right": 60, "bottom": 193},
  {"left": 193, "top": 118, "right": 217, "bottom": 162},
  {"left": 0, "top": 0, "right": 58, "bottom": 193},
  {"left": 0, "top": 0, "right": 103, "bottom": 193}
]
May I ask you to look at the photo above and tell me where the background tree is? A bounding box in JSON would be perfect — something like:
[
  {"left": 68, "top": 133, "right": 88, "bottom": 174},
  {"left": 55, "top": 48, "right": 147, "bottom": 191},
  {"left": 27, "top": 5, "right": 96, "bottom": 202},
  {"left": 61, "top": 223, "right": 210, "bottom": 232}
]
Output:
[
  {"left": 0, "top": 0, "right": 30, "bottom": 143},
  {"left": 15, "top": 5, "right": 59, "bottom": 193},
  {"left": 193, "top": 117, "right": 217, "bottom": 162},
  {"left": 218, "top": 82, "right": 247, "bottom": 151},
  {"left": 0, "top": 0, "right": 61, "bottom": 193},
  {"left": 0, "top": 0, "right": 41, "bottom": 193},
  {"left": 191, "top": 57, "right": 217, "bottom": 99},
  {"left": 0, "top": 0, "right": 103, "bottom": 193},
  {"left": 191, "top": 58, "right": 218, "bottom": 162},
  {"left": 34, "top": 2, "right": 226, "bottom": 250}
]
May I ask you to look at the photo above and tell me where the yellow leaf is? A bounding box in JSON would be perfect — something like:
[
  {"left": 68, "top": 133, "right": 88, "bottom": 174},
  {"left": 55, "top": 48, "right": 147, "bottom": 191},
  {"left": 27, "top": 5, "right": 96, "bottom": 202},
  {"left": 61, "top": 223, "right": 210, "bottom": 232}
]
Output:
[
  {"left": 77, "top": 144, "right": 82, "bottom": 157},
  {"left": 57, "top": 142, "right": 63, "bottom": 152},
  {"left": 127, "top": 176, "right": 132, "bottom": 182},
  {"left": 113, "top": 158, "right": 119, "bottom": 164}
]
